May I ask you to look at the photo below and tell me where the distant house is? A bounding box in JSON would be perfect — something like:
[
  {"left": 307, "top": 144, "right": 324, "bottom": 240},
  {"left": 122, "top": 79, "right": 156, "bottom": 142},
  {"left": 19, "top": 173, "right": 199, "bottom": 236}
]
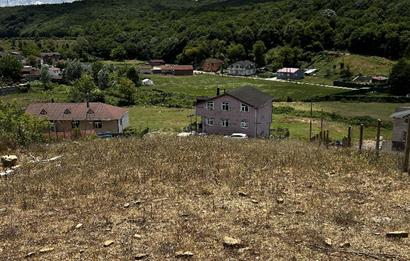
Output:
[
  {"left": 154, "top": 65, "right": 194, "bottom": 76},
  {"left": 149, "top": 59, "right": 166, "bottom": 67},
  {"left": 201, "top": 58, "right": 224, "bottom": 72},
  {"left": 41, "top": 52, "right": 61, "bottom": 65},
  {"left": 227, "top": 61, "right": 256, "bottom": 76},
  {"left": 304, "top": 68, "right": 318, "bottom": 76},
  {"left": 26, "top": 102, "right": 129, "bottom": 135},
  {"left": 21, "top": 66, "right": 41, "bottom": 81},
  {"left": 195, "top": 86, "right": 273, "bottom": 138},
  {"left": 372, "top": 76, "right": 389, "bottom": 85},
  {"left": 276, "top": 68, "right": 304, "bottom": 80},
  {"left": 48, "top": 66, "right": 63, "bottom": 82},
  {"left": 391, "top": 107, "right": 410, "bottom": 151},
  {"left": 174, "top": 65, "right": 194, "bottom": 76}
]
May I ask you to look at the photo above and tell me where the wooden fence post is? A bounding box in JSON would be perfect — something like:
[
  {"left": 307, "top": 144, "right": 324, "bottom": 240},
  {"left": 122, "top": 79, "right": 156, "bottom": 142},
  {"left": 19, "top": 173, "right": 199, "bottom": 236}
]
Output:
[
  {"left": 325, "top": 130, "right": 329, "bottom": 148},
  {"left": 402, "top": 119, "right": 410, "bottom": 173},
  {"left": 359, "top": 124, "right": 364, "bottom": 152},
  {"left": 347, "top": 126, "right": 352, "bottom": 147},
  {"left": 309, "top": 120, "right": 312, "bottom": 140},
  {"left": 375, "top": 119, "right": 381, "bottom": 158}
]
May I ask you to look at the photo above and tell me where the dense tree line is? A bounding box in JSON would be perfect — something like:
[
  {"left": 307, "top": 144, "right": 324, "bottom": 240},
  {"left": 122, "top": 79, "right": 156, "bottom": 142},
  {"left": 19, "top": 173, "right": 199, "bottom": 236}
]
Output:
[{"left": 0, "top": 0, "right": 410, "bottom": 66}]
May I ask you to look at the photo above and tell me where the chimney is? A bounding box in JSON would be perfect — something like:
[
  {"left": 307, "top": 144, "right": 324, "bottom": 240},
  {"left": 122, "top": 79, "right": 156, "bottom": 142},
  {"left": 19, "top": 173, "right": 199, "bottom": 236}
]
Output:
[
  {"left": 86, "top": 100, "right": 90, "bottom": 108},
  {"left": 51, "top": 98, "right": 54, "bottom": 103},
  {"left": 217, "top": 87, "right": 220, "bottom": 96}
]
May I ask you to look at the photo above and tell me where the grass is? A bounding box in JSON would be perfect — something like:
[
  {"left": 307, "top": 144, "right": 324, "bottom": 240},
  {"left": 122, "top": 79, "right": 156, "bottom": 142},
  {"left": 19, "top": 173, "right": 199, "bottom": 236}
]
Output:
[
  {"left": 143, "top": 74, "right": 346, "bottom": 100},
  {"left": 0, "top": 137, "right": 409, "bottom": 260},
  {"left": 127, "top": 106, "right": 193, "bottom": 131},
  {"left": 277, "top": 102, "right": 408, "bottom": 122}
]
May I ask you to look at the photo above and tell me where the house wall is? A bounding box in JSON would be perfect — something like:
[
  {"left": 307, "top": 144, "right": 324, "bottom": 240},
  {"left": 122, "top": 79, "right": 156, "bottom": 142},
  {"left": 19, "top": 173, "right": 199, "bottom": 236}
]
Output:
[
  {"left": 53, "top": 120, "right": 121, "bottom": 133},
  {"left": 118, "top": 113, "right": 130, "bottom": 133},
  {"left": 196, "top": 95, "right": 272, "bottom": 138},
  {"left": 227, "top": 68, "right": 256, "bottom": 76},
  {"left": 392, "top": 118, "right": 408, "bottom": 150},
  {"left": 174, "top": 70, "right": 193, "bottom": 76},
  {"left": 277, "top": 70, "right": 304, "bottom": 80}
]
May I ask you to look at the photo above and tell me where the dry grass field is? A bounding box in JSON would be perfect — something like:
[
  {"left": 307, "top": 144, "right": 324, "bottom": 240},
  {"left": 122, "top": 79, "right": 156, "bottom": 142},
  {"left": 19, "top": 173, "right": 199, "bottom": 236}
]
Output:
[{"left": 1, "top": 137, "right": 410, "bottom": 260}]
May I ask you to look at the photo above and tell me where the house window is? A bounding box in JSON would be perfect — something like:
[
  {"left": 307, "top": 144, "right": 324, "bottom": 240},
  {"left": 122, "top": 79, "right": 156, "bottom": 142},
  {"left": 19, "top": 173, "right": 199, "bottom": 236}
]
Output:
[
  {"left": 206, "top": 118, "right": 215, "bottom": 126},
  {"left": 403, "top": 131, "right": 407, "bottom": 141},
  {"left": 240, "top": 103, "right": 249, "bottom": 112},
  {"left": 64, "top": 109, "right": 71, "bottom": 115},
  {"left": 87, "top": 109, "right": 94, "bottom": 114},
  {"left": 206, "top": 101, "right": 214, "bottom": 110},
  {"left": 71, "top": 120, "right": 80, "bottom": 129},
  {"left": 49, "top": 121, "right": 56, "bottom": 132},
  {"left": 40, "top": 109, "right": 47, "bottom": 115},
  {"left": 240, "top": 120, "right": 249, "bottom": 129},
  {"left": 221, "top": 119, "right": 230, "bottom": 127},
  {"left": 93, "top": 121, "right": 102, "bottom": 129},
  {"left": 221, "top": 102, "right": 230, "bottom": 111}
]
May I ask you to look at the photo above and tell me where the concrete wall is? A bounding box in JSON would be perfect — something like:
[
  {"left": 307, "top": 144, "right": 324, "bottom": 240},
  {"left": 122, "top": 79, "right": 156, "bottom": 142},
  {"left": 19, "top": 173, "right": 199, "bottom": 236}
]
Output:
[{"left": 196, "top": 94, "right": 272, "bottom": 138}]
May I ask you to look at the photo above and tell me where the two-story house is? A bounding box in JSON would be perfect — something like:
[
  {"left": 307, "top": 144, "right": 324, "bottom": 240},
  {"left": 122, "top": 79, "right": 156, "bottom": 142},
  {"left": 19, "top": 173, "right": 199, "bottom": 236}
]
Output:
[{"left": 195, "top": 86, "right": 273, "bottom": 138}]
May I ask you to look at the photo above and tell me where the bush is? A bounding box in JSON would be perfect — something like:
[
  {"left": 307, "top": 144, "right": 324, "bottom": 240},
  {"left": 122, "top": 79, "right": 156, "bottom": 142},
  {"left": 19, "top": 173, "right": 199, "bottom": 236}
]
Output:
[{"left": 0, "top": 101, "right": 50, "bottom": 149}]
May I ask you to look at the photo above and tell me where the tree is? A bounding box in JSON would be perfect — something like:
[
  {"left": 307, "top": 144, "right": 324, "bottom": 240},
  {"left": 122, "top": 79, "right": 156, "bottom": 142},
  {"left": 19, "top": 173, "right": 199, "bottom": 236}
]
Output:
[
  {"left": 91, "top": 61, "right": 104, "bottom": 84},
  {"left": 117, "top": 77, "right": 136, "bottom": 106},
  {"left": 0, "top": 55, "right": 22, "bottom": 82},
  {"left": 265, "top": 46, "right": 302, "bottom": 70},
  {"left": 389, "top": 59, "right": 410, "bottom": 95},
  {"left": 126, "top": 67, "right": 140, "bottom": 86},
  {"left": 40, "top": 66, "right": 52, "bottom": 90},
  {"left": 70, "top": 74, "right": 99, "bottom": 102},
  {"left": 97, "top": 68, "right": 111, "bottom": 89},
  {"left": 0, "top": 100, "right": 49, "bottom": 148},
  {"left": 110, "top": 45, "right": 127, "bottom": 61},
  {"left": 252, "top": 40, "right": 267, "bottom": 67},
  {"left": 226, "top": 43, "right": 246, "bottom": 62},
  {"left": 64, "top": 60, "right": 83, "bottom": 83}
]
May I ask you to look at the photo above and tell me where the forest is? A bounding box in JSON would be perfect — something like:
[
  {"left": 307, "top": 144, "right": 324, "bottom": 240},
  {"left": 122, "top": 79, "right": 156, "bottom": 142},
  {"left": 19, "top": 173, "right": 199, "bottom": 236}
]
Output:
[{"left": 0, "top": 0, "right": 410, "bottom": 66}]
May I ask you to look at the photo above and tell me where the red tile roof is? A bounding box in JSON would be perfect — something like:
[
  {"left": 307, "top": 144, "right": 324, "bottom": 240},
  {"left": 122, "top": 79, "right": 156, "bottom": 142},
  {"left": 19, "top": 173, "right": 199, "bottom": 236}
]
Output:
[
  {"left": 173, "top": 65, "right": 193, "bottom": 71},
  {"left": 26, "top": 102, "right": 128, "bottom": 121}
]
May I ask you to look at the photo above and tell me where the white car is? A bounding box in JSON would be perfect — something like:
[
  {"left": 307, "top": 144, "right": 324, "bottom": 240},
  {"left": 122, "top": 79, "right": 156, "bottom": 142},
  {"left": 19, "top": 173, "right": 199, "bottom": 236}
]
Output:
[
  {"left": 177, "top": 132, "right": 195, "bottom": 137},
  {"left": 225, "top": 133, "right": 248, "bottom": 139}
]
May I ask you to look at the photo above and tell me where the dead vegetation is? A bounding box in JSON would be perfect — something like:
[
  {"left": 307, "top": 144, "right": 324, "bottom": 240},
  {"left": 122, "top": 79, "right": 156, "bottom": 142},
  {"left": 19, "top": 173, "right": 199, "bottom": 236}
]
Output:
[{"left": 0, "top": 137, "right": 410, "bottom": 260}]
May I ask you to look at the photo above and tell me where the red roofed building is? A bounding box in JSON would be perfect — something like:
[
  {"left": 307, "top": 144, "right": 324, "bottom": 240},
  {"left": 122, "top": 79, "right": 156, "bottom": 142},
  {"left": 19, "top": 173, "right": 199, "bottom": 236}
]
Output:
[
  {"left": 173, "top": 65, "right": 194, "bottom": 76},
  {"left": 201, "top": 58, "right": 224, "bottom": 72},
  {"left": 26, "top": 102, "right": 129, "bottom": 135}
]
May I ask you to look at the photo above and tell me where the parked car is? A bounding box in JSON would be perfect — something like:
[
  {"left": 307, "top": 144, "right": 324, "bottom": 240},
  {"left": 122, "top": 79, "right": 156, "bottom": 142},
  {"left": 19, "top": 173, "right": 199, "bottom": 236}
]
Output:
[{"left": 225, "top": 133, "right": 248, "bottom": 139}]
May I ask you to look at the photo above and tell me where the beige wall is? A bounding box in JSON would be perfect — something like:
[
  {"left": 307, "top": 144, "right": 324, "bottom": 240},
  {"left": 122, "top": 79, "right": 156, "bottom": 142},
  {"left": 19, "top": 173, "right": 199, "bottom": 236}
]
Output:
[{"left": 53, "top": 120, "right": 120, "bottom": 133}]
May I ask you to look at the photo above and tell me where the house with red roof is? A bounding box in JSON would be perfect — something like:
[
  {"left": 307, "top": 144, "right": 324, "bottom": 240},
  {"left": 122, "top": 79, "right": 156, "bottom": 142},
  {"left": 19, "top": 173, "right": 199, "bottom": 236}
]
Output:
[
  {"left": 276, "top": 68, "right": 304, "bottom": 80},
  {"left": 25, "top": 102, "right": 129, "bottom": 135}
]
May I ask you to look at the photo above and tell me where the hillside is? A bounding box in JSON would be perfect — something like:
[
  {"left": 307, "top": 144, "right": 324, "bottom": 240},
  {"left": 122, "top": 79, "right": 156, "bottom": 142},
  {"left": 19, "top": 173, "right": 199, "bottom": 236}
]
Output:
[
  {"left": 0, "top": 0, "right": 409, "bottom": 63},
  {"left": 1, "top": 137, "right": 409, "bottom": 259}
]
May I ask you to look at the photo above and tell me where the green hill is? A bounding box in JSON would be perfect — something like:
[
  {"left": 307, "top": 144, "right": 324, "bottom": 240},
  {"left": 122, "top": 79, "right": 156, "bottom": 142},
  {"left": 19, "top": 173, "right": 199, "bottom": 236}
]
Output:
[{"left": 0, "top": 0, "right": 410, "bottom": 63}]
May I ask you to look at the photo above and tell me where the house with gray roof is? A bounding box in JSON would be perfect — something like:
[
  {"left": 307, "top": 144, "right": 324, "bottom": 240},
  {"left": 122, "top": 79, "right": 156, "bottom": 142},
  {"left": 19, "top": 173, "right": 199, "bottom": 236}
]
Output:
[
  {"left": 195, "top": 86, "right": 273, "bottom": 137},
  {"left": 226, "top": 60, "right": 256, "bottom": 76},
  {"left": 391, "top": 107, "right": 410, "bottom": 150}
]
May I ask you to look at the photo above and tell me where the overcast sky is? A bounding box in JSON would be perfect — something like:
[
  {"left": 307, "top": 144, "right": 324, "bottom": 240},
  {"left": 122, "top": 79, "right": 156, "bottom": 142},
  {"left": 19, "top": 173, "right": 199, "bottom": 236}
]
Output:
[{"left": 0, "top": 0, "right": 77, "bottom": 7}]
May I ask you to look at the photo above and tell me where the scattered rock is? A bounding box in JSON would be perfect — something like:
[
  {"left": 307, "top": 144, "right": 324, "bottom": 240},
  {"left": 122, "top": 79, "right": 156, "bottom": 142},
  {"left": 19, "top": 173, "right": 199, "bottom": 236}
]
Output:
[
  {"left": 133, "top": 234, "right": 142, "bottom": 239},
  {"left": 339, "top": 242, "right": 351, "bottom": 248},
  {"left": 324, "top": 238, "right": 332, "bottom": 247},
  {"left": 1, "top": 155, "right": 18, "bottom": 168},
  {"left": 104, "top": 240, "right": 114, "bottom": 247},
  {"left": 175, "top": 251, "right": 194, "bottom": 258},
  {"left": 386, "top": 231, "right": 408, "bottom": 238},
  {"left": 277, "top": 198, "right": 284, "bottom": 204},
  {"left": 371, "top": 216, "right": 392, "bottom": 224},
  {"left": 278, "top": 212, "right": 285, "bottom": 215},
  {"left": 0, "top": 208, "right": 6, "bottom": 213},
  {"left": 238, "top": 247, "right": 251, "bottom": 254},
  {"left": 135, "top": 253, "right": 149, "bottom": 259},
  {"left": 25, "top": 252, "right": 35, "bottom": 258},
  {"left": 251, "top": 199, "right": 258, "bottom": 204},
  {"left": 223, "top": 236, "right": 242, "bottom": 248},
  {"left": 39, "top": 247, "right": 54, "bottom": 253},
  {"left": 75, "top": 223, "right": 83, "bottom": 229},
  {"left": 238, "top": 191, "right": 248, "bottom": 197},
  {"left": 124, "top": 203, "right": 131, "bottom": 208}
]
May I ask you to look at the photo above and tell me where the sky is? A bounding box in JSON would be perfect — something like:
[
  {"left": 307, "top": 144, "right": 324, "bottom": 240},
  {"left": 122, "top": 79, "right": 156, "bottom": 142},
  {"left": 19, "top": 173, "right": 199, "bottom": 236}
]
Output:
[{"left": 0, "top": 0, "right": 77, "bottom": 7}]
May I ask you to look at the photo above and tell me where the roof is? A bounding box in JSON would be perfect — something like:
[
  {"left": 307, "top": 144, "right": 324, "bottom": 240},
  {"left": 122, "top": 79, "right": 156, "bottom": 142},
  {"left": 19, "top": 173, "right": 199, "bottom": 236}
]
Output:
[
  {"left": 173, "top": 65, "right": 193, "bottom": 71},
  {"left": 277, "top": 68, "right": 300, "bottom": 73},
  {"left": 229, "top": 60, "right": 255, "bottom": 67},
  {"left": 372, "top": 76, "right": 388, "bottom": 81},
  {"left": 203, "top": 58, "right": 224, "bottom": 64},
  {"left": 26, "top": 102, "right": 128, "bottom": 121},
  {"left": 226, "top": 86, "right": 273, "bottom": 108}
]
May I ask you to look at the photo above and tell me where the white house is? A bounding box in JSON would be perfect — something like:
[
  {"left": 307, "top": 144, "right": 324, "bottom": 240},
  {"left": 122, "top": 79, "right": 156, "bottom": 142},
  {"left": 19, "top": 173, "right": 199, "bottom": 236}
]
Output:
[
  {"left": 226, "top": 60, "right": 256, "bottom": 76},
  {"left": 277, "top": 68, "right": 304, "bottom": 80}
]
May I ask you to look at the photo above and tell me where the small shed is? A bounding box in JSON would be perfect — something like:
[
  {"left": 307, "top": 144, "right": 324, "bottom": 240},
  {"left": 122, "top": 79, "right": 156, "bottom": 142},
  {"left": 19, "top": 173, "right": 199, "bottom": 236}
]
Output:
[
  {"left": 142, "top": 79, "right": 154, "bottom": 86},
  {"left": 277, "top": 68, "right": 304, "bottom": 80},
  {"left": 391, "top": 107, "right": 410, "bottom": 151}
]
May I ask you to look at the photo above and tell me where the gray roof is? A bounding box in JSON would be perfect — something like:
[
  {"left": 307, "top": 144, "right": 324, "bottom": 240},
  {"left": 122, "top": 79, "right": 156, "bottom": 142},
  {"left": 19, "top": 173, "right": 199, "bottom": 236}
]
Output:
[
  {"left": 227, "top": 86, "right": 273, "bottom": 108},
  {"left": 391, "top": 108, "right": 410, "bottom": 119},
  {"left": 228, "top": 60, "right": 255, "bottom": 68}
]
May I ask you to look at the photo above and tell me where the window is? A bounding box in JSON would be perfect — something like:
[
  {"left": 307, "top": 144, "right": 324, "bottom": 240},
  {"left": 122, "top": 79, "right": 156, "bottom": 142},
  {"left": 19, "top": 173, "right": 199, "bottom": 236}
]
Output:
[
  {"left": 240, "top": 103, "right": 249, "bottom": 112},
  {"left": 403, "top": 131, "right": 407, "bottom": 141},
  {"left": 221, "top": 119, "right": 230, "bottom": 127},
  {"left": 64, "top": 109, "right": 71, "bottom": 115},
  {"left": 221, "top": 102, "right": 230, "bottom": 111},
  {"left": 71, "top": 120, "right": 80, "bottom": 129},
  {"left": 93, "top": 121, "right": 102, "bottom": 129},
  {"left": 240, "top": 120, "right": 249, "bottom": 129},
  {"left": 40, "top": 109, "right": 47, "bottom": 115},
  {"left": 206, "top": 101, "right": 214, "bottom": 110},
  {"left": 206, "top": 118, "right": 215, "bottom": 126},
  {"left": 87, "top": 109, "right": 94, "bottom": 114}
]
